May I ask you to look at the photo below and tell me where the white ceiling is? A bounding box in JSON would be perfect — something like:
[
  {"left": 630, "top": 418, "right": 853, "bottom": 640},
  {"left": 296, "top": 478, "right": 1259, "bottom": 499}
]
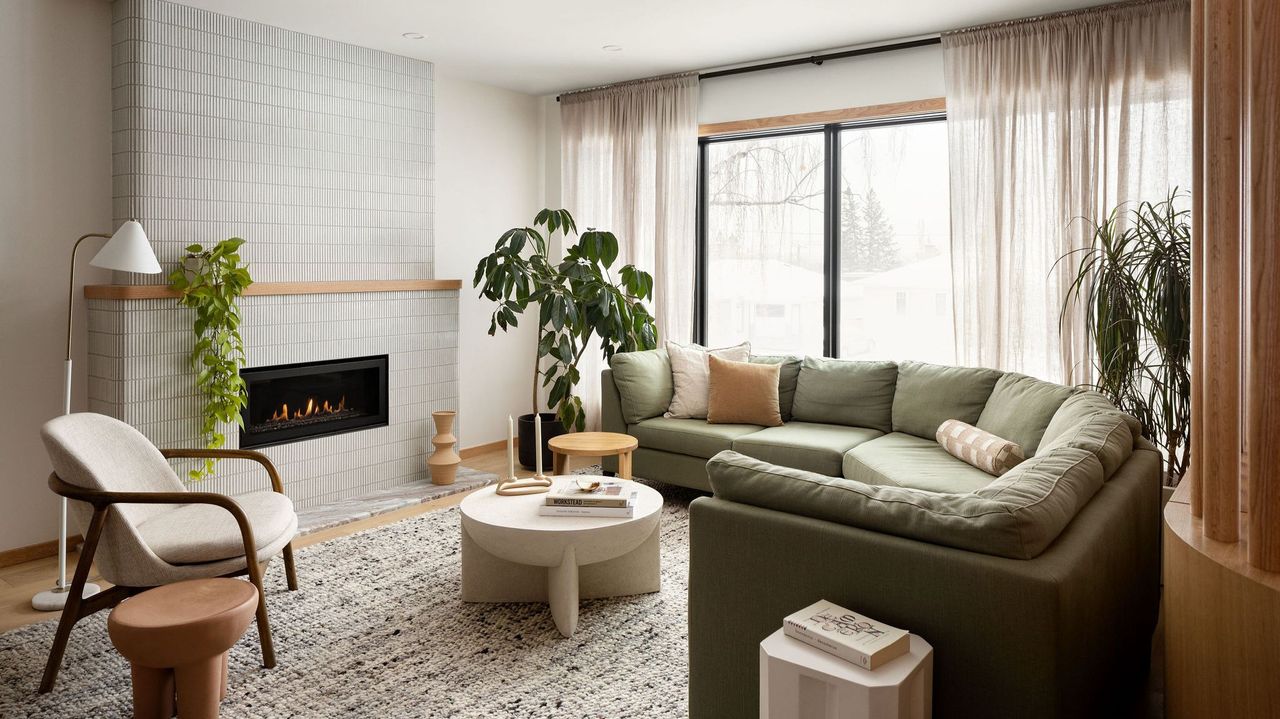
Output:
[{"left": 177, "top": 0, "right": 1107, "bottom": 95}]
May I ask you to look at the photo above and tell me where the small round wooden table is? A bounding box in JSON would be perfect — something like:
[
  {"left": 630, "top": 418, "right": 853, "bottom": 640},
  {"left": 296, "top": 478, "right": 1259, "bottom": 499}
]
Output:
[{"left": 548, "top": 431, "right": 638, "bottom": 478}]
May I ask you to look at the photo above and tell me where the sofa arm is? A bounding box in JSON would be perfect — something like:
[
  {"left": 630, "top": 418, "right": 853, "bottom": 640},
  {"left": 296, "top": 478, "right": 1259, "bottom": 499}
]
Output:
[
  {"left": 601, "top": 368, "right": 625, "bottom": 473},
  {"left": 688, "top": 446, "right": 1161, "bottom": 719}
]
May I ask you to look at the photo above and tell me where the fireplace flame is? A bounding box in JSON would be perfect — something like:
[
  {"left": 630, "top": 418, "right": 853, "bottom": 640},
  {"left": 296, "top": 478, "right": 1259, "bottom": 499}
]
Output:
[{"left": 268, "top": 395, "right": 346, "bottom": 423}]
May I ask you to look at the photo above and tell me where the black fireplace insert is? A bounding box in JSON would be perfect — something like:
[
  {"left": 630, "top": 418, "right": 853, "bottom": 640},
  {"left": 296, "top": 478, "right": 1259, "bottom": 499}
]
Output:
[{"left": 239, "top": 355, "right": 389, "bottom": 449}]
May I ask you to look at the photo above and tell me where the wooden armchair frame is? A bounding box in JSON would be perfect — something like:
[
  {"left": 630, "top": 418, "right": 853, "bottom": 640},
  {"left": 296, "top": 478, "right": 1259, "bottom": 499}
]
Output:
[{"left": 39, "top": 448, "right": 298, "bottom": 694}]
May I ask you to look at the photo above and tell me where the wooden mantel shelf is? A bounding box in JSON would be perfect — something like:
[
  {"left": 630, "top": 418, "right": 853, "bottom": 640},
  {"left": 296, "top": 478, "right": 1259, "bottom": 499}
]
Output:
[{"left": 84, "top": 279, "right": 463, "bottom": 300}]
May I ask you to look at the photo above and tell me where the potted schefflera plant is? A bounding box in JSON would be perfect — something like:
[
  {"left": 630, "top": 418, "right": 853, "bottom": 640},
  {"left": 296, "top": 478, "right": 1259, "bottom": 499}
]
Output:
[{"left": 474, "top": 209, "right": 658, "bottom": 469}]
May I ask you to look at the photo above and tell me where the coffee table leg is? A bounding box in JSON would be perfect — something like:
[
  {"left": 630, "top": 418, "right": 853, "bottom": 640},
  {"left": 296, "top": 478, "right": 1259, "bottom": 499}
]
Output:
[
  {"left": 553, "top": 451, "right": 567, "bottom": 476},
  {"left": 619, "top": 451, "right": 632, "bottom": 479},
  {"left": 547, "top": 546, "right": 579, "bottom": 638}
]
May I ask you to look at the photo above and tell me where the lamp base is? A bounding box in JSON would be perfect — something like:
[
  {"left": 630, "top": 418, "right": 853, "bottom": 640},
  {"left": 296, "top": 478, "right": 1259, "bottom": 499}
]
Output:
[{"left": 32, "top": 583, "right": 102, "bottom": 612}]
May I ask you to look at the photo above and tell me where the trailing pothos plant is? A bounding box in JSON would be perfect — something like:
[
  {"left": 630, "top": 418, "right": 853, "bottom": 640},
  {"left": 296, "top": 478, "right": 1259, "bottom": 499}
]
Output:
[
  {"left": 474, "top": 209, "right": 658, "bottom": 431},
  {"left": 168, "top": 238, "right": 253, "bottom": 480}
]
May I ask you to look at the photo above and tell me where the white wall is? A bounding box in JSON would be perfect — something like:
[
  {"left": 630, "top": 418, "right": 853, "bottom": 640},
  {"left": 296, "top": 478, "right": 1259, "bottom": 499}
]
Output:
[
  {"left": 0, "top": 0, "right": 113, "bottom": 552},
  {"left": 697, "top": 44, "right": 945, "bottom": 125},
  {"left": 434, "top": 71, "right": 546, "bottom": 448}
]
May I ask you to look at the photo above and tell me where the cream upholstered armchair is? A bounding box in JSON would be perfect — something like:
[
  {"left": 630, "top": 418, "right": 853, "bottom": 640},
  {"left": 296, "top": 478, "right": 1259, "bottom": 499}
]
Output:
[{"left": 38, "top": 413, "right": 299, "bottom": 693}]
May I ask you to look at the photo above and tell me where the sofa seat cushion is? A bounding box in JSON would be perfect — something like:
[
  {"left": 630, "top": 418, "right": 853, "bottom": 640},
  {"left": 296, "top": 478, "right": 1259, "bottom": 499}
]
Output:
[
  {"left": 731, "top": 422, "right": 882, "bottom": 476},
  {"left": 843, "top": 432, "right": 996, "bottom": 494},
  {"left": 136, "top": 490, "right": 297, "bottom": 565},
  {"left": 892, "top": 361, "right": 1004, "bottom": 439},
  {"left": 976, "top": 372, "right": 1076, "bottom": 456},
  {"left": 707, "top": 446, "right": 1105, "bottom": 560},
  {"left": 630, "top": 417, "right": 763, "bottom": 459}
]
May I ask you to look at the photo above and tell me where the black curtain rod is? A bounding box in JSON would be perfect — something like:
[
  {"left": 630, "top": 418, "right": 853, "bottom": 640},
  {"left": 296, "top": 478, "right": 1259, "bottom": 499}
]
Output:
[{"left": 555, "top": 36, "right": 941, "bottom": 101}]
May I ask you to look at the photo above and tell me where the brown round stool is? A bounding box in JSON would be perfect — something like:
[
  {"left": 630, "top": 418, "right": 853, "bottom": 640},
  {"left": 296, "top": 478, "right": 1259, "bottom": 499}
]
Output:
[{"left": 108, "top": 578, "right": 259, "bottom": 719}]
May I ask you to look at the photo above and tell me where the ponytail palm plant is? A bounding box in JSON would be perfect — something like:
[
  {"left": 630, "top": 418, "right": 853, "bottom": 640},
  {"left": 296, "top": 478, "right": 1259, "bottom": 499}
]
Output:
[
  {"left": 473, "top": 209, "right": 658, "bottom": 431},
  {"left": 1059, "top": 191, "right": 1191, "bottom": 485}
]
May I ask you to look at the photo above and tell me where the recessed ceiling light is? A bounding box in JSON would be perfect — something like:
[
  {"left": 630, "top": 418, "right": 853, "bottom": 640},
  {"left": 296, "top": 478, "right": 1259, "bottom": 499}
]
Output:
[
  {"left": 602, "top": 44, "right": 623, "bottom": 52},
  {"left": 402, "top": 32, "right": 425, "bottom": 40}
]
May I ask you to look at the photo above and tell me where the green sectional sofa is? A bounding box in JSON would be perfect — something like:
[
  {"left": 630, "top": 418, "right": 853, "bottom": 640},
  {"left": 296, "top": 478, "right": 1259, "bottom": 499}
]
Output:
[{"left": 600, "top": 350, "right": 1162, "bottom": 719}]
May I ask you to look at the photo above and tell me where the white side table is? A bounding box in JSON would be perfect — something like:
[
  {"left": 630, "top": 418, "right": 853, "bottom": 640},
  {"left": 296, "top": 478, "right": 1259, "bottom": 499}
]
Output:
[
  {"left": 760, "top": 629, "right": 933, "bottom": 719},
  {"left": 459, "top": 478, "right": 663, "bottom": 637}
]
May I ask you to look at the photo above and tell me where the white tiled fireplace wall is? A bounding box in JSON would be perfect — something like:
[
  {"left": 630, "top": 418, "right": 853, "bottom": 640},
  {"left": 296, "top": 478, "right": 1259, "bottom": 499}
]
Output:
[{"left": 88, "top": 0, "right": 456, "bottom": 506}]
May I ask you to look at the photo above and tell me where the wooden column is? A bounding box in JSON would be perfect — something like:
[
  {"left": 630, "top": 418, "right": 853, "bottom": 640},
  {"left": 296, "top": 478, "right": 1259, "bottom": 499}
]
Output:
[
  {"left": 1199, "top": 0, "right": 1242, "bottom": 543},
  {"left": 1247, "top": 0, "right": 1280, "bottom": 572},
  {"left": 1188, "top": 0, "right": 1205, "bottom": 518}
]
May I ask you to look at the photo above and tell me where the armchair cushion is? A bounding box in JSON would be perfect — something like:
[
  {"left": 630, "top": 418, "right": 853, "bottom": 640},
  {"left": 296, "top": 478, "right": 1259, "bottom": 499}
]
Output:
[{"left": 136, "top": 491, "right": 297, "bottom": 565}]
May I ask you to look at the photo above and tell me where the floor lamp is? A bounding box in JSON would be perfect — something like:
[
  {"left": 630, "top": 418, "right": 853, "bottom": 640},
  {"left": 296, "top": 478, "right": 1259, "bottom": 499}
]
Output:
[{"left": 31, "top": 220, "right": 161, "bottom": 612}]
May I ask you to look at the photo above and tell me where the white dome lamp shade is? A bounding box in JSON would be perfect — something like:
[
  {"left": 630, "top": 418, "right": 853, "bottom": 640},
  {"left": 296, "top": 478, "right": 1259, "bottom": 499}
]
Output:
[{"left": 89, "top": 219, "right": 161, "bottom": 274}]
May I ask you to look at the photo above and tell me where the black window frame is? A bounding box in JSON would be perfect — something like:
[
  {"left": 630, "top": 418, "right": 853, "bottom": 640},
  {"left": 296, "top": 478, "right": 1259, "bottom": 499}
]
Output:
[{"left": 694, "top": 110, "right": 947, "bottom": 356}]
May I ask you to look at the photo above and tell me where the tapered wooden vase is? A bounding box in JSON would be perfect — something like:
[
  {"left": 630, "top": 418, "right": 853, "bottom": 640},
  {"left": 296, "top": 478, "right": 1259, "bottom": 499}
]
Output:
[{"left": 428, "top": 410, "right": 461, "bottom": 485}]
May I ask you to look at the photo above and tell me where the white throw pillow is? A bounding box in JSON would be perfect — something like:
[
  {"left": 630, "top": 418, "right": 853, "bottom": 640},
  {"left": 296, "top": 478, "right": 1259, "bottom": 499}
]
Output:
[{"left": 665, "top": 340, "right": 751, "bottom": 419}]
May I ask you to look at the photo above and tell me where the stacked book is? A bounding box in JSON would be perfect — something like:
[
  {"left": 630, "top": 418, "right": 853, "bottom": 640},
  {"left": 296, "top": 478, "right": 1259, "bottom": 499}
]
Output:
[
  {"left": 782, "top": 599, "right": 910, "bottom": 670},
  {"left": 539, "top": 478, "right": 637, "bottom": 518}
]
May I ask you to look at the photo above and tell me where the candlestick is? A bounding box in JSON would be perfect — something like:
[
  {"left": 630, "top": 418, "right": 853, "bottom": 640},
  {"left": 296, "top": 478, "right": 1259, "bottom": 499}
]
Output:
[
  {"left": 534, "top": 413, "right": 543, "bottom": 477},
  {"left": 495, "top": 412, "right": 551, "bottom": 496},
  {"left": 507, "top": 415, "right": 515, "bottom": 480}
]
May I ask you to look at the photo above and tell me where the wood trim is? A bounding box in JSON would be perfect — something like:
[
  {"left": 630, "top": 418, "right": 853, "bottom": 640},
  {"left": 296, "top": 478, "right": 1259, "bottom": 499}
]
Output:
[
  {"left": 84, "top": 279, "right": 462, "bottom": 300},
  {"left": 0, "top": 536, "right": 82, "bottom": 569},
  {"left": 698, "top": 97, "right": 945, "bottom": 137},
  {"left": 459, "top": 438, "right": 515, "bottom": 459}
]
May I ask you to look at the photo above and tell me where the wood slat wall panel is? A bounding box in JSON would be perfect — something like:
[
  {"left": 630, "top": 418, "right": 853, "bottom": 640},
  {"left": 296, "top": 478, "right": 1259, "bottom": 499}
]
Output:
[
  {"left": 1247, "top": 0, "right": 1280, "bottom": 571},
  {"left": 1200, "top": 0, "right": 1243, "bottom": 542}
]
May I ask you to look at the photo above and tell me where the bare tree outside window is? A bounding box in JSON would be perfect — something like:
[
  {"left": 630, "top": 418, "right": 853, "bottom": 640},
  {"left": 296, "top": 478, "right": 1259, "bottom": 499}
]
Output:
[{"left": 703, "top": 119, "right": 953, "bottom": 362}]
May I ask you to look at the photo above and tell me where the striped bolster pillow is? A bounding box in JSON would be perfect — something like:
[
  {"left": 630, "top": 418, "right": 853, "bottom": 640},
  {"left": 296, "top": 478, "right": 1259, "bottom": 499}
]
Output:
[{"left": 936, "top": 419, "right": 1026, "bottom": 477}]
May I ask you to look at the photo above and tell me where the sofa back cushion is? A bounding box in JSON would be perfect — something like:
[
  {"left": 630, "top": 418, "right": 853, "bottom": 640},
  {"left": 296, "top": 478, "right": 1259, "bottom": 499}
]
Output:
[
  {"left": 1038, "top": 410, "right": 1134, "bottom": 479},
  {"left": 892, "top": 361, "right": 1003, "bottom": 439},
  {"left": 707, "top": 447, "right": 1103, "bottom": 560},
  {"left": 976, "top": 373, "right": 1076, "bottom": 456},
  {"left": 791, "top": 357, "right": 897, "bottom": 432},
  {"left": 609, "top": 349, "right": 673, "bottom": 425},
  {"left": 1041, "top": 390, "right": 1143, "bottom": 449},
  {"left": 749, "top": 355, "right": 802, "bottom": 421}
]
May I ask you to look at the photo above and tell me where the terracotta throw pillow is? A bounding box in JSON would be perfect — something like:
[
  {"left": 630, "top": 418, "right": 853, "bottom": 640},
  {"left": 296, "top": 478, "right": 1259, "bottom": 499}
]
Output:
[
  {"left": 707, "top": 355, "right": 783, "bottom": 427},
  {"left": 665, "top": 340, "right": 751, "bottom": 419},
  {"left": 936, "top": 419, "right": 1025, "bottom": 476}
]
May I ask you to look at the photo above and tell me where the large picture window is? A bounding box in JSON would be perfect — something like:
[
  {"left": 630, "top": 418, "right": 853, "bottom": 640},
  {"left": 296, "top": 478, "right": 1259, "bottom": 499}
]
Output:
[{"left": 697, "top": 113, "right": 953, "bottom": 362}]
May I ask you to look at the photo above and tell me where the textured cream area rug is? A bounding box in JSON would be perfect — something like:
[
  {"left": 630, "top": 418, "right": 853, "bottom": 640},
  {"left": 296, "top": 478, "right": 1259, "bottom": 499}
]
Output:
[{"left": 0, "top": 478, "right": 699, "bottom": 718}]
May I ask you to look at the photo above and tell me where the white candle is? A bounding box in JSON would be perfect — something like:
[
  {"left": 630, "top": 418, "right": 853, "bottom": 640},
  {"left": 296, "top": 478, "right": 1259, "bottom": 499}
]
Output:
[
  {"left": 507, "top": 415, "right": 515, "bottom": 480},
  {"left": 535, "top": 413, "right": 543, "bottom": 477}
]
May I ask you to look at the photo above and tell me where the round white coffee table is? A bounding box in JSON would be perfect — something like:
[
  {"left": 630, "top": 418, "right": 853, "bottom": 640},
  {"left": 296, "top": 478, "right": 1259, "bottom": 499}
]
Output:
[{"left": 459, "top": 477, "right": 663, "bottom": 637}]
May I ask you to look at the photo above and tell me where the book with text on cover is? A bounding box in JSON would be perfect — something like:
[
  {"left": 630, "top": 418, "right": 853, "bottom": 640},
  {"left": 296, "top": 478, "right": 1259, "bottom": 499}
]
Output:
[
  {"left": 546, "top": 478, "right": 632, "bottom": 507},
  {"left": 537, "top": 500, "right": 635, "bottom": 518},
  {"left": 782, "top": 599, "right": 910, "bottom": 670}
]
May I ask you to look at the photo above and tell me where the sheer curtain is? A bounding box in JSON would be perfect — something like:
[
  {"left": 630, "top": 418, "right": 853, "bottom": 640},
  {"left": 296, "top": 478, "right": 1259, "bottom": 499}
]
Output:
[
  {"left": 943, "top": 0, "right": 1191, "bottom": 383},
  {"left": 561, "top": 73, "right": 699, "bottom": 428}
]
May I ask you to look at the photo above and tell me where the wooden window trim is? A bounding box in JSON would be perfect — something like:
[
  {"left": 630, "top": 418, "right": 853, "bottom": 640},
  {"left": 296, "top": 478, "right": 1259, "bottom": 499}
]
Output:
[{"left": 698, "top": 97, "right": 946, "bottom": 137}]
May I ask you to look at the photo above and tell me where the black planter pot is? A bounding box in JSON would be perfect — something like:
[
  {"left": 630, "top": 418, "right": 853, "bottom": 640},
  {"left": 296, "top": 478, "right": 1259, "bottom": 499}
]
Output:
[{"left": 517, "top": 412, "right": 567, "bottom": 471}]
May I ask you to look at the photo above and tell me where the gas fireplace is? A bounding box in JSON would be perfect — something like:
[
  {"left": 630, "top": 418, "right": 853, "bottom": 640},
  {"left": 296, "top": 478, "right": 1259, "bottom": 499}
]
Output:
[{"left": 240, "top": 355, "right": 389, "bottom": 449}]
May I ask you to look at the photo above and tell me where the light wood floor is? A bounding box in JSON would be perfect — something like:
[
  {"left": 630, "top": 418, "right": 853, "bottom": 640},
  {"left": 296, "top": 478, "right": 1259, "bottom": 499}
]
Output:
[{"left": 0, "top": 450, "right": 600, "bottom": 634}]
